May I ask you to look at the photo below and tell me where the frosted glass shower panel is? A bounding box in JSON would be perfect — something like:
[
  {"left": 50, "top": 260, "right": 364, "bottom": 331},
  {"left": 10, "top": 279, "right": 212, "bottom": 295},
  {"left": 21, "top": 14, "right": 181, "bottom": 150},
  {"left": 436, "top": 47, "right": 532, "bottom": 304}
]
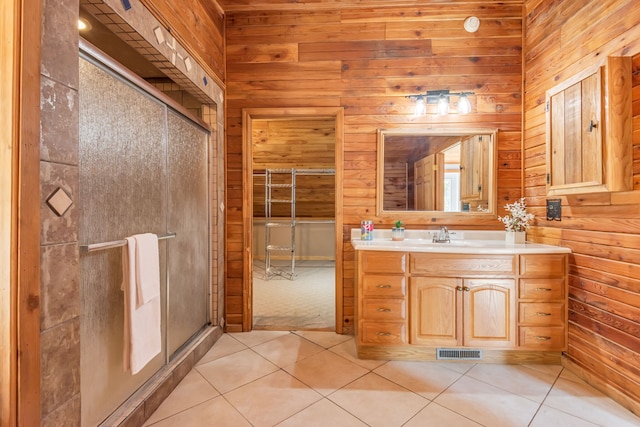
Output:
[
  {"left": 78, "top": 57, "right": 167, "bottom": 427},
  {"left": 167, "top": 111, "right": 210, "bottom": 357}
]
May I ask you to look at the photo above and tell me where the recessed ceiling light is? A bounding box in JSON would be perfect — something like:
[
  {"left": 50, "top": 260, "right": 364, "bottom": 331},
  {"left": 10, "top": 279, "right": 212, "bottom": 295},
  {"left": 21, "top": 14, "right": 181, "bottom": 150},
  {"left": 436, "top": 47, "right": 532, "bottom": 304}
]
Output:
[{"left": 78, "top": 18, "right": 91, "bottom": 31}]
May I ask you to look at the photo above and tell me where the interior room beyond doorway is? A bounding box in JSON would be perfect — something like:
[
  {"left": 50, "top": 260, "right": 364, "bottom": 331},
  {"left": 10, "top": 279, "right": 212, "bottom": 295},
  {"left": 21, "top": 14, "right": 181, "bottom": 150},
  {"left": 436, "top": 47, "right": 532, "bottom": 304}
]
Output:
[{"left": 251, "top": 117, "right": 337, "bottom": 331}]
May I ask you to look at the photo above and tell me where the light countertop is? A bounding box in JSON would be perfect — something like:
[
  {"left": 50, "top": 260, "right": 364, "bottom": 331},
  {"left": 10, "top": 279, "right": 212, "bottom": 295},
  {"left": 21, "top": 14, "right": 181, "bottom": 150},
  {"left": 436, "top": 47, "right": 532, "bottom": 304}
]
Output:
[{"left": 350, "top": 229, "right": 571, "bottom": 255}]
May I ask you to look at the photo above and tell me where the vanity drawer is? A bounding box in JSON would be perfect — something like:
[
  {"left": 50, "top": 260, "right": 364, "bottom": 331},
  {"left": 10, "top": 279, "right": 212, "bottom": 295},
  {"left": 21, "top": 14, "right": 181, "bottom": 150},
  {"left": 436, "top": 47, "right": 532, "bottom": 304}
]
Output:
[
  {"left": 518, "top": 326, "right": 565, "bottom": 350},
  {"left": 519, "top": 278, "right": 565, "bottom": 300},
  {"left": 519, "top": 254, "right": 567, "bottom": 277},
  {"left": 411, "top": 254, "right": 515, "bottom": 276},
  {"left": 362, "top": 298, "right": 406, "bottom": 320},
  {"left": 360, "top": 321, "right": 407, "bottom": 345},
  {"left": 360, "top": 251, "right": 407, "bottom": 274},
  {"left": 362, "top": 275, "right": 406, "bottom": 297},
  {"left": 519, "top": 303, "right": 565, "bottom": 325}
]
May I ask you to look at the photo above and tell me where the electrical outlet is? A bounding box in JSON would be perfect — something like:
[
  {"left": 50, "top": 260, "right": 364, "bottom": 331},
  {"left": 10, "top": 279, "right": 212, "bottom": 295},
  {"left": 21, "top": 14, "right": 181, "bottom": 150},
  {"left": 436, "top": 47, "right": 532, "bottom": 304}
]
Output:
[{"left": 546, "top": 199, "right": 561, "bottom": 221}]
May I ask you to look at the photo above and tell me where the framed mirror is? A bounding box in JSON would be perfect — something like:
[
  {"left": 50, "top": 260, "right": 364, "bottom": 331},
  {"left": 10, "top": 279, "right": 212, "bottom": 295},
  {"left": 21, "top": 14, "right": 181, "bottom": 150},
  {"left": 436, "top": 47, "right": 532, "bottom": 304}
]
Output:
[{"left": 376, "top": 128, "right": 497, "bottom": 218}]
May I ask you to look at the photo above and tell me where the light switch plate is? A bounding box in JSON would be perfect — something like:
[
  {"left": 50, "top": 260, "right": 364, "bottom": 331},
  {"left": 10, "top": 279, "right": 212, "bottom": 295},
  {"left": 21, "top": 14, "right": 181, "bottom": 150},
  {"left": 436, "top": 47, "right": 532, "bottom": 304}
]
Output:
[{"left": 546, "top": 199, "right": 561, "bottom": 221}]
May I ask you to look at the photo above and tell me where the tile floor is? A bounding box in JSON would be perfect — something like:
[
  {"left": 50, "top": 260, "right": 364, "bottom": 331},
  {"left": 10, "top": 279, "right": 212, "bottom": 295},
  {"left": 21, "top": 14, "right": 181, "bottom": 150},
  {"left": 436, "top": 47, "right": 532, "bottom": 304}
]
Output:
[{"left": 143, "top": 331, "right": 640, "bottom": 427}]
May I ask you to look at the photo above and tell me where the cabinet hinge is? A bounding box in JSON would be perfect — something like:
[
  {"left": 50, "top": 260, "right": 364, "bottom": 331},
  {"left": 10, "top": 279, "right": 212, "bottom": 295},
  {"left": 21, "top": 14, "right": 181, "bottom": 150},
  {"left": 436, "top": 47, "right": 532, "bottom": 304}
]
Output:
[
  {"left": 433, "top": 165, "right": 438, "bottom": 171},
  {"left": 546, "top": 173, "right": 550, "bottom": 184},
  {"left": 545, "top": 100, "right": 549, "bottom": 112},
  {"left": 477, "top": 185, "right": 482, "bottom": 192}
]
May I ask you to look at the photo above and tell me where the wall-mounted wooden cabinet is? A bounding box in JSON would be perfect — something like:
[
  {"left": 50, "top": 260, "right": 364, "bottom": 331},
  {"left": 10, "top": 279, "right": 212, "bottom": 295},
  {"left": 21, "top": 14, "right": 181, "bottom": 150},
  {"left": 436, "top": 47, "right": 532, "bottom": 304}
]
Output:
[{"left": 545, "top": 56, "right": 633, "bottom": 196}]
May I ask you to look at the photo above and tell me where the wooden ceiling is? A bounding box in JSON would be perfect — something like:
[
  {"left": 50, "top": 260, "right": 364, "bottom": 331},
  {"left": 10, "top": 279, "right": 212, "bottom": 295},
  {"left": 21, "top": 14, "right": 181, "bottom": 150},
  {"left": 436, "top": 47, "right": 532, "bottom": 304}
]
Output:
[{"left": 218, "top": 0, "right": 525, "bottom": 12}]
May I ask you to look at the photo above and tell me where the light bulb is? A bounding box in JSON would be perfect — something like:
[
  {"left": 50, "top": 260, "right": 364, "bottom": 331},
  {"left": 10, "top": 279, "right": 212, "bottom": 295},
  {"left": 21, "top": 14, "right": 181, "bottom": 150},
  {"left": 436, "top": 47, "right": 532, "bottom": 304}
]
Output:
[
  {"left": 458, "top": 94, "right": 472, "bottom": 114},
  {"left": 437, "top": 95, "right": 449, "bottom": 115},
  {"left": 414, "top": 96, "right": 426, "bottom": 116}
]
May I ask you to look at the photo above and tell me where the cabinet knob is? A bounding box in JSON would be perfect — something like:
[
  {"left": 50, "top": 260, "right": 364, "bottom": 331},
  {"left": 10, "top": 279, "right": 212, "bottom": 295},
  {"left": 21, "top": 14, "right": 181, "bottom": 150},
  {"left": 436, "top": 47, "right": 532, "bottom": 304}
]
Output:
[
  {"left": 463, "top": 287, "right": 471, "bottom": 292},
  {"left": 536, "top": 312, "right": 552, "bottom": 316},
  {"left": 534, "top": 287, "right": 552, "bottom": 292},
  {"left": 377, "top": 284, "right": 392, "bottom": 289},
  {"left": 535, "top": 336, "right": 552, "bottom": 341},
  {"left": 456, "top": 286, "right": 463, "bottom": 291},
  {"left": 377, "top": 308, "right": 392, "bottom": 312}
]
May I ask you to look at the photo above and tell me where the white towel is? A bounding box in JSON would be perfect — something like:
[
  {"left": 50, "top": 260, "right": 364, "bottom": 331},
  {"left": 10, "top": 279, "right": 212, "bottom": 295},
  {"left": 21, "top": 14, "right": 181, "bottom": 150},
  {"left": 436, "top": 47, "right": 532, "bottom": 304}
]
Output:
[
  {"left": 134, "top": 233, "right": 160, "bottom": 307},
  {"left": 122, "top": 235, "right": 162, "bottom": 375}
]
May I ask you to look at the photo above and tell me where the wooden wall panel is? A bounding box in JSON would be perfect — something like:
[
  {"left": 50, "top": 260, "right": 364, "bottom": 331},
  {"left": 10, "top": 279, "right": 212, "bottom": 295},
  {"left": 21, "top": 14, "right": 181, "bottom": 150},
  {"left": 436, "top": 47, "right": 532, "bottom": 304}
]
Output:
[
  {"left": 226, "top": 3, "right": 523, "bottom": 333},
  {"left": 524, "top": 0, "right": 640, "bottom": 415}
]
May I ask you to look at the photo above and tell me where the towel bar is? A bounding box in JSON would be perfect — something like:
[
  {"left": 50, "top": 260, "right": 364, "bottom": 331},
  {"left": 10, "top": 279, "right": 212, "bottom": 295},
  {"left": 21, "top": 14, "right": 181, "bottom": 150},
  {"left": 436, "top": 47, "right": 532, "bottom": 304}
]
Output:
[{"left": 80, "top": 233, "right": 176, "bottom": 253}]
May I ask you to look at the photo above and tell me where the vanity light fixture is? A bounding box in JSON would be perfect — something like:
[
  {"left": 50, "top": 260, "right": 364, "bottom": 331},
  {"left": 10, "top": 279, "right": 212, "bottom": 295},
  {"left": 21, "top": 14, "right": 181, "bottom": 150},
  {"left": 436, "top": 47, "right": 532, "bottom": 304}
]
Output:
[{"left": 406, "top": 90, "right": 476, "bottom": 116}]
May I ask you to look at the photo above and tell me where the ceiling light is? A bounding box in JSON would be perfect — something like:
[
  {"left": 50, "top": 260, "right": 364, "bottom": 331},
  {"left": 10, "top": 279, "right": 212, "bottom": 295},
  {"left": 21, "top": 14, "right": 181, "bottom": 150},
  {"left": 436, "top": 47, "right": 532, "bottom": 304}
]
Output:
[{"left": 78, "top": 18, "right": 91, "bottom": 31}]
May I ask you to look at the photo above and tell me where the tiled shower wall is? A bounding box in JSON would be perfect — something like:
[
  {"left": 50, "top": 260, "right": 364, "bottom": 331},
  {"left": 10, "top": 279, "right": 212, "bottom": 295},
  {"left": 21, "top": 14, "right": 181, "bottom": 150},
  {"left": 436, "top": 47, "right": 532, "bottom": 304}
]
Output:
[
  {"left": 39, "top": 0, "right": 82, "bottom": 424},
  {"left": 39, "top": 0, "right": 225, "bottom": 424}
]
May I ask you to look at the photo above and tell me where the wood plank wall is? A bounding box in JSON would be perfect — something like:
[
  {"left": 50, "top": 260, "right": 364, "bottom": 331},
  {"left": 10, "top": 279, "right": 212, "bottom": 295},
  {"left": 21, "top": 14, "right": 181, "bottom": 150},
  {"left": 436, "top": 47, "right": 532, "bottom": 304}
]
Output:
[
  {"left": 225, "top": 3, "right": 524, "bottom": 331},
  {"left": 523, "top": 0, "right": 640, "bottom": 414},
  {"left": 252, "top": 118, "right": 336, "bottom": 218}
]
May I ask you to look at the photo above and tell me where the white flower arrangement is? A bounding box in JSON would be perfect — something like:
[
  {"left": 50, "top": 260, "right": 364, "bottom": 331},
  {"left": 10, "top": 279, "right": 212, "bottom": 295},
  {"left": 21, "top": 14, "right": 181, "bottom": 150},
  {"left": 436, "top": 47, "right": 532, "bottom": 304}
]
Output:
[{"left": 498, "top": 197, "right": 534, "bottom": 232}]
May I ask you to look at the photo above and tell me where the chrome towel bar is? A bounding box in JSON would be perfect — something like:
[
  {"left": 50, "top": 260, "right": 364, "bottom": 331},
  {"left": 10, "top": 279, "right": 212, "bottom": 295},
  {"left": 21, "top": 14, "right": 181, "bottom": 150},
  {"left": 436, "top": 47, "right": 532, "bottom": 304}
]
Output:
[{"left": 80, "top": 232, "right": 176, "bottom": 253}]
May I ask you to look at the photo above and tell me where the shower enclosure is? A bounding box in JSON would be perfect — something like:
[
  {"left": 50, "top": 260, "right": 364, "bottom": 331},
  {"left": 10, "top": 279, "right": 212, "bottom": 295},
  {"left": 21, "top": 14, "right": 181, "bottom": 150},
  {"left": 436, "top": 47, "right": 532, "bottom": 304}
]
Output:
[{"left": 78, "top": 44, "right": 211, "bottom": 426}]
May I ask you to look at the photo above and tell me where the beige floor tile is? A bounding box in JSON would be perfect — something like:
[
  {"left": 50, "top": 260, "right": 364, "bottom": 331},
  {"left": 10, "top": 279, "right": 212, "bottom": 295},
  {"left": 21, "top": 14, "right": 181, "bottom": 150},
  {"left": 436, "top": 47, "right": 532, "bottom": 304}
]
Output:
[
  {"left": 196, "top": 348, "right": 278, "bottom": 394},
  {"left": 530, "top": 405, "right": 600, "bottom": 427},
  {"left": 403, "top": 402, "right": 483, "bottom": 427},
  {"left": 434, "top": 375, "right": 539, "bottom": 426},
  {"left": 228, "top": 330, "right": 291, "bottom": 347},
  {"left": 196, "top": 334, "right": 247, "bottom": 366},
  {"left": 276, "top": 399, "right": 368, "bottom": 427},
  {"left": 465, "top": 363, "right": 557, "bottom": 403},
  {"left": 523, "top": 363, "right": 563, "bottom": 377},
  {"left": 143, "top": 370, "right": 220, "bottom": 425},
  {"left": 543, "top": 377, "right": 640, "bottom": 427},
  {"left": 144, "top": 395, "right": 251, "bottom": 427},
  {"left": 293, "top": 330, "right": 352, "bottom": 348},
  {"left": 328, "top": 339, "right": 387, "bottom": 370},
  {"left": 373, "top": 360, "right": 464, "bottom": 400},
  {"left": 328, "top": 372, "right": 428, "bottom": 427},
  {"left": 224, "top": 370, "right": 322, "bottom": 427},
  {"left": 283, "top": 350, "right": 369, "bottom": 396},
  {"left": 252, "top": 333, "right": 325, "bottom": 367}
]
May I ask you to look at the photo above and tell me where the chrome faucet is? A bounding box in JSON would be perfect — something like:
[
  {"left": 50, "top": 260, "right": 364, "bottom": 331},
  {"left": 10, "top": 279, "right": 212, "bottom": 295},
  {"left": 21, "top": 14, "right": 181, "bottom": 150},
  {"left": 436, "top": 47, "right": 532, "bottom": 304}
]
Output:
[{"left": 432, "top": 226, "right": 451, "bottom": 243}]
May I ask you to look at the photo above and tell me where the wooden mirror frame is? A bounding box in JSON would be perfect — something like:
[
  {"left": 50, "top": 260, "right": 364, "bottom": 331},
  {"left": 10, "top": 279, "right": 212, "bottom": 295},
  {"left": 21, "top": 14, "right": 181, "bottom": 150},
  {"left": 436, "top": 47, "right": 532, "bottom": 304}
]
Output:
[{"left": 376, "top": 127, "right": 499, "bottom": 221}]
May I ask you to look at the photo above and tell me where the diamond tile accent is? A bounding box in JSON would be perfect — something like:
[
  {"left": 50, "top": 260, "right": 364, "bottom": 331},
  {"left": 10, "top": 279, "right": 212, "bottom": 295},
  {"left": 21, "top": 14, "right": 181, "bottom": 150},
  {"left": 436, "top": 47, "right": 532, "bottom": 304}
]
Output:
[{"left": 46, "top": 187, "right": 73, "bottom": 217}]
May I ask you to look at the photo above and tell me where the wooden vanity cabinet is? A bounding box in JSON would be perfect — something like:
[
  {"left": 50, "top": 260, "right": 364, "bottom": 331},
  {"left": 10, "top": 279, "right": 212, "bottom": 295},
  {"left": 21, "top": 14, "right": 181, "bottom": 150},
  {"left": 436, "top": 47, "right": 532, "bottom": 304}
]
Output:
[
  {"left": 356, "top": 251, "right": 408, "bottom": 346},
  {"left": 410, "top": 254, "right": 516, "bottom": 349},
  {"left": 355, "top": 250, "right": 568, "bottom": 361},
  {"left": 518, "top": 254, "right": 568, "bottom": 351}
]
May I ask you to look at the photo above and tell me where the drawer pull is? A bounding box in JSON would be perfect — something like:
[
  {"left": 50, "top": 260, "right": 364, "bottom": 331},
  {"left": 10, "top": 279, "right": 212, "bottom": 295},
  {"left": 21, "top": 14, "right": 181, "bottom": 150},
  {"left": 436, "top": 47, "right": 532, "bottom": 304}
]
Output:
[
  {"left": 534, "top": 287, "right": 552, "bottom": 292},
  {"left": 535, "top": 336, "right": 552, "bottom": 341},
  {"left": 377, "top": 308, "right": 392, "bottom": 312},
  {"left": 376, "top": 284, "right": 392, "bottom": 289},
  {"left": 536, "top": 312, "right": 552, "bottom": 316},
  {"left": 377, "top": 332, "right": 392, "bottom": 337}
]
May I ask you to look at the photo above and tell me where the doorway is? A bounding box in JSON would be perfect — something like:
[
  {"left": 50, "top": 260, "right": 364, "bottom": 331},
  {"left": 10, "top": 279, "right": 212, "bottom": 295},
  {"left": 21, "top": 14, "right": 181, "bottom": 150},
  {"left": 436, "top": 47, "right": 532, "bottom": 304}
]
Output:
[{"left": 242, "top": 108, "right": 344, "bottom": 333}]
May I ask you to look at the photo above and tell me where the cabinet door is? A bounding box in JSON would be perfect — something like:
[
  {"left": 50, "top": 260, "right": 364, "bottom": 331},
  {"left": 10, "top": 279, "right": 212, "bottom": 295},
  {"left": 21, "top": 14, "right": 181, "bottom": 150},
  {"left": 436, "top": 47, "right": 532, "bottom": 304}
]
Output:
[
  {"left": 410, "top": 277, "right": 462, "bottom": 346},
  {"left": 463, "top": 279, "right": 516, "bottom": 348}
]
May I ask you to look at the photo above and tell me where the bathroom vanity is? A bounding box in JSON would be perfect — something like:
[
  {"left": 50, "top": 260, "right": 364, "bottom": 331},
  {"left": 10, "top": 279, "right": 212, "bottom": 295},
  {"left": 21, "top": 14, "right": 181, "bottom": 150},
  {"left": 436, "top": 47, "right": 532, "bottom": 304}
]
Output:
[{"left": 351, "top": 230, "right": 571, "bottom": 364}]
